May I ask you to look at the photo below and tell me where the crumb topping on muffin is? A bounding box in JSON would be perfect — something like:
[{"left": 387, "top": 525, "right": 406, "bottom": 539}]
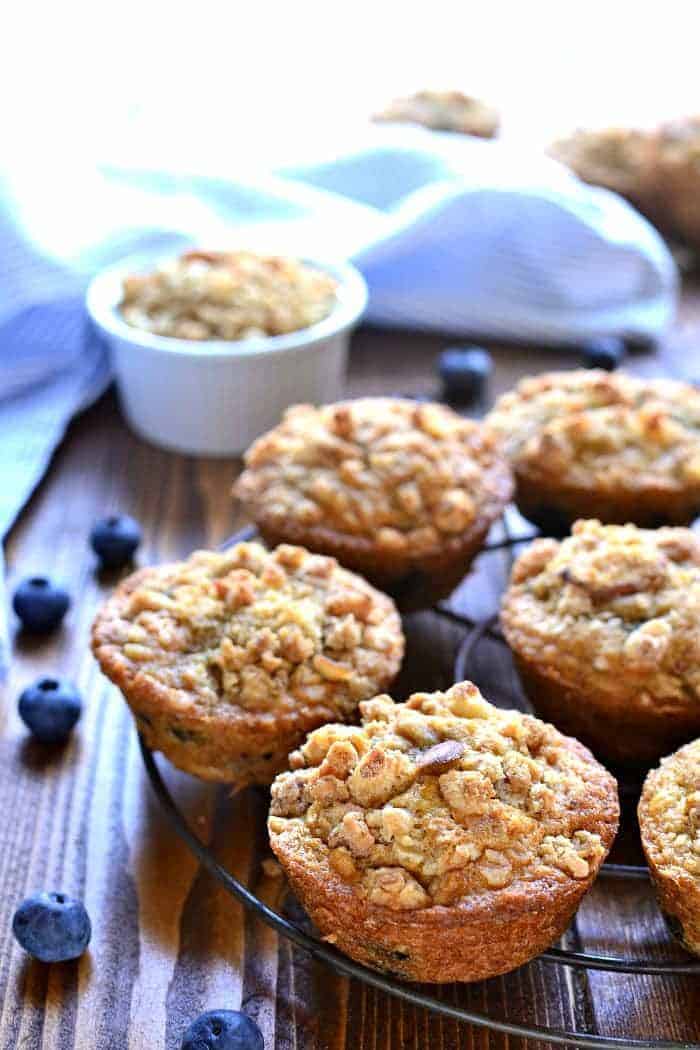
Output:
[
  {"left": 486, "top": 370, "right": 700, "bottom": 492},
  {"left": 269, "top": 681, "right": 616, "bottom": 909},
  {"left": 641, "top": 741, "right": 700, "bottom": 880},
  {"left": 92, "top": 542, "right": 403, "bottom": 721},
  {"left": 502, "top": 519, "right": 700, "bottom": 689},
  {"left": 657, "top": 116, "right": 700, "bottom": 164},
  {"left": 235, "top": 399, "right": 509, "bottom": 555},
  {"left": 119, "top": 250, "right": 337, "bottom": 341},
  {"left": 548, "top": 127, "right": 653, "bottom": 188},
  {"left": 374, "top": 89, "right": 499, "bottom": 137}
]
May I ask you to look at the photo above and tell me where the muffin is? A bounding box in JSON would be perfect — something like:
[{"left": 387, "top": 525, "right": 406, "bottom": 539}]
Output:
[
  {"left": 501, "top": 519, "right": 700, "bottom": 765},
  {"left": 268, "top": 680, "right": 618, "bottom": 983},
  {"left": 91, "top": 542, "right": 404, "bottom": 786},
  {"left": 639, "top": 740, "right": 700, "bottom": 954},
  {"left": 652, "top": 117, "right": 700, "bottom": 251},
  {"left": 486, "top": 370, "right": 700, "bottom": 532},
  {"left": 119, "top": 249, "right": 338, "bottom": 342},
  {"left": 547, "top": 126, "right": 658, "bottom": 218},
  {"left": 374, "top": 90, "right": 499, "bottom": 138},
  {"left": 234, "top": 398, "right": 513, "bottom": 610}
]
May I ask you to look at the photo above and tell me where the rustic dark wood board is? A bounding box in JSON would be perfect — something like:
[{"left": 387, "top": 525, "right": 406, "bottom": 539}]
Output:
[{"left": 2, "top": 302, "right": 700, "bottom": 1050}]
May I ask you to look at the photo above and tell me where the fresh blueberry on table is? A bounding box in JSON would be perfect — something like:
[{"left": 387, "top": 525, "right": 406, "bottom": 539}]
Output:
[
  {"left": 438, "top": 346, "right": 492, "bottom": 403},
  {"left": 181, "top": 1010, "right": 264, "bottom": 1050},
  {"left": 12, "top": 892, "right": 91, "bottom": 962},
  {"left": 90, "top": 514, "right": 142, "bottom": 569},
  {"left": 12, "top": 577, "right": 70, "bottom": 633},
  {"left": 580, "top": 336, "right": 627, "bottom": 371},
  {"left": 18, "top": 677, "right": 82, "bottom": 744}
]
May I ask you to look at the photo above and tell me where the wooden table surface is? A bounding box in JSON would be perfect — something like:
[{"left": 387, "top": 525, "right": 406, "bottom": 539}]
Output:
[{"left": 2, "top": 305, "right": 700, "bottom": 1050}]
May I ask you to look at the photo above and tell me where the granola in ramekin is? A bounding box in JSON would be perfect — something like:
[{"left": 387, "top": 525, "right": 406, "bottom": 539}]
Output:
[
  {"left": 234, "top": 398, "right": 513, "bottom": 610},
  {"left": 119, "top": 250, "right": 338, "bottom": 341},
  {"left": 268, "top": 680, "right": 618, "bottom": 982},
  {"left": 374, "top": 90, "right": 499, "bottom": 138},
  {"left": 639, "top": 739, "right": 700, "bottom": 954},
  {"left": 486, "top": 370, "right": 700, "bottom": 531},
  {"left": 91, "top": 542, "right": 403, "bottom": 786},
  {"left": 501, "top": 519, "right": 700, "bottom": 765}
]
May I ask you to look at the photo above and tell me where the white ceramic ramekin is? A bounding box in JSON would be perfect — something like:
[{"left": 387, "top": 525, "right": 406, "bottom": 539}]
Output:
[{"left": 86, "top": 252, "right": 368, "bottom": 456}]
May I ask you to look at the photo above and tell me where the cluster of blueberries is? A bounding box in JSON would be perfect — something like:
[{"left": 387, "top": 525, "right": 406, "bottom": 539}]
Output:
[
  {"left": 9, "top": 338, "right": 627, "bottom": 1050},
  {"left": 11, "top": 513, "right": 265, "bottom": 1048}
]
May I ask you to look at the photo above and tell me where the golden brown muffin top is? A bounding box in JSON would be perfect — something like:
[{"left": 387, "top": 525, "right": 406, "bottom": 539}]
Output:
[
  {"left": 641, "top": 740, "right": 700, "bottom": 880},
  {"left": 486, "top": 370, "right": 700, "bottom": 492},
  {"left": 235, "top": 398, "right": 510, "bottom": 555},
  {"left": 120, "top": 249, "right": 337, "bottom": 341},
  {"left": 374, "top": 90, "right": 499, "bottom": 137},
  {"left": 269, "top": 681, "right": 617, "bottom": 910},
  {"left": 548, "top": 127, "right": 653, "bottom": 187},
  {"left": 502, "top": 519, "right": 700, "bottom": 697},
  {"left": 92, "top": 542, "right": 403, "bottom": 722},
  {"left": 656, "top": 116, "right": 700, "bottom": 163}
]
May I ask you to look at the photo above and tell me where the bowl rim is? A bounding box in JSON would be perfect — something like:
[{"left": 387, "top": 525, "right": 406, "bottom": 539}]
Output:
[{"left": 85, "top": 248, "right": 369, "bottom": 359}]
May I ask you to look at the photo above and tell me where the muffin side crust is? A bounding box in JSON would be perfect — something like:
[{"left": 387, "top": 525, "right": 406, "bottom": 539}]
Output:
[
  {"left": 486, "top": 370, "right": 700, "bottom": 528},
  {"left": 91, "top": 542, "right": 403, "bottom": 785},
  {"left": 268, "top": 680, "right": 618, "bottom": 982},
  {"left": 501, "top": 519, "right": 700, "bottom": 764},
  {"left": 639, "top": 740, "right": 700, "bottom": 955},
  {"left": 234, "top": 398, "right": 512, "bottom": 607}
]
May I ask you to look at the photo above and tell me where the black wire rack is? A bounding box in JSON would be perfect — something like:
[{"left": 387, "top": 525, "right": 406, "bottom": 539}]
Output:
[{"left": 139, "top": 519, "right": 700, "bottom": 1049}]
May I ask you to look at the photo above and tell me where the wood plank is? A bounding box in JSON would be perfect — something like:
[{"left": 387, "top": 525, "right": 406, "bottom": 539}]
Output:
[{"left": 2, "top": 298, "right": 700, "bottom": 1049}]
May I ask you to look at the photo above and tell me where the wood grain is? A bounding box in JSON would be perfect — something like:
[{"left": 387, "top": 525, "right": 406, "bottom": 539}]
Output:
[{"left": 2, "top": 309, "right": 700, "bottom": 1049}]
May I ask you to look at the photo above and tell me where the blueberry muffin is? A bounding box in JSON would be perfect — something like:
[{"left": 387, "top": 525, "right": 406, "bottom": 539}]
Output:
[
  {"left": 120, "top": 249, "right": 338, "bottom": 342},
  {"left": 501, "top": 519, "right": 700, "bottom": 765},
  {"left": 639, "top": 740, "right": 700, "bottom": 954},
  {"left": 91, "top": 542, "right": 404, "bottom": 786},
  {"left": 374, "top": 90, "right": 499, "bottom": 138},
  {"left": 486, "top": 370, "right": 700, "bottom": 532},
  {"left": 268, "top": 680, "right": 618, "bottom": 983},
  {"left": 547, "top": 126, "right": 658, "bottom": 218},
  {"left": 234, "top": 398, "right": 513, "bottom": 610},
  {"left": 652, "top": 117, "right": 700, "bottom": 251}
]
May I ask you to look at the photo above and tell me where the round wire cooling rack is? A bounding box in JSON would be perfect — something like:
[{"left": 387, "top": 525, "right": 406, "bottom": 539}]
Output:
[{"left": 139, "top": 520, "right": 700, "bottom": 1050}]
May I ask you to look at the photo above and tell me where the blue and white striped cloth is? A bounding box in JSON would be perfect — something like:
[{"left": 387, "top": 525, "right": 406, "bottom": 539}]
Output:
[{"left": 0, "top": 127, "right": 679, "bottom": 668}]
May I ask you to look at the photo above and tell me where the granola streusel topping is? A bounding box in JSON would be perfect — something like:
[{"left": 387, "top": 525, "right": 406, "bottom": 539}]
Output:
[
  {"left": 641, "top": 740, "right": 700, "bottom": 880},
  {"left": 548, "top": 127, "right": 654, "bottom": 187},
  {"left": 486, "top": 370, "right": 700, "bottom": 491},
  {"left": 269, "top": 681, "right": 615, "bottom": 909},
  {"left": 501, "top": 519, "right": 700, "bottom": 692},
  {"left": 374, "top": 90, "right": 499, "bottom": 137},
  {"left": 120, "top": 250, "right": 337, "bottom": 341},
  {"left": 235, "top": 399, "right": 508, "bottom": 554},
  {"left": 92, "top": 542, "right": 403, "bottom": 718}
]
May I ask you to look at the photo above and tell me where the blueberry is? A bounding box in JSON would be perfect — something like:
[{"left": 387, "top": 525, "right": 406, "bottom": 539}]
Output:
[
  {"left": 580, "top": 336, "right": 627, "bottom": 371},
  {"left": 181, "top": 1010, "right": 264, "bottom": 1050},
  {"left": 18, "top": 677, "right": 82, "bottom": 743},
  {"left": 438, "top": 347, "right": 492, "bottom": 403},
  {"left": 12, "top": 577, "right": 70, "bottom": 633},
  {"left": 12, "top": 892, "right": 91, "bottom": 962},
  {"left": 90, "top": 515, "right": 142, "bottom": 569}
]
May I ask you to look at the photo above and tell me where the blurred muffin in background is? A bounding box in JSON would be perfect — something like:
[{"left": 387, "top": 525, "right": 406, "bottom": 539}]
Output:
[
  {"left": 653, "top": 116, "right": 700, "bottom": 251},
  {"left": 547, "top": 126, "right": 658, "bottom": 220},
  {"left": 374, "top": 90, "right": 499, "bottom": 139}
]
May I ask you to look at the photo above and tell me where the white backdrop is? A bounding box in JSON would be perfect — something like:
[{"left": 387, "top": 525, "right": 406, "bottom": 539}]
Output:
[{"left": 3, "top": 0, "right": 700, "bottom": 175}]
